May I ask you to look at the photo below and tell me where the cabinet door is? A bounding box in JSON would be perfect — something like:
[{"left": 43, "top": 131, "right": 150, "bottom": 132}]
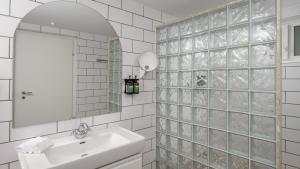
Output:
[{"left": 113, "top": 158, "right": 142, "bottom": 169}]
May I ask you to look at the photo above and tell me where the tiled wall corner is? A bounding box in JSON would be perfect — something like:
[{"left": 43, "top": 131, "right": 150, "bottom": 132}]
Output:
[{"left": 0, "top": 0, "right": 177, "bottom": 168}]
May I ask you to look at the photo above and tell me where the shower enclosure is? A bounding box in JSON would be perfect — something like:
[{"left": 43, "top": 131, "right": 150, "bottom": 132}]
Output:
[{"left": 156, "top": 0, "right": 281, "bottom": 168}]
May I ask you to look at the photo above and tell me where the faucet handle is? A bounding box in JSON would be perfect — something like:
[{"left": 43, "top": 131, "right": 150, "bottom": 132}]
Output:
[{"left": 78, "top": 122, "right": 90, "bottom": 131}]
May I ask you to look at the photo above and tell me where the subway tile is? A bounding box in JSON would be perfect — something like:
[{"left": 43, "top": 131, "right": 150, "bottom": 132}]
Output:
[
  {"left": 11, "top": 0, "right": 40, "bottom": 18},
  {"left": 0, "top": 80, "right": 9, "bottom": 100},
  {"left": 143, "top": 103, "right": 155, "bottom": 116},
  {"left": 143, "top": 139, "right": 152, "bottom": 153},
  {"left": 162, "top": 13, "right": 177, "bottom": 23},
  {"left": 133, "top": 92, "right": 153, "bottom": 104},
  {"left": 0, "top": 164, "right": 8, "bottom": 169},
  {"left": 121, "top": 105, "right": 143, "bottom": 120},
  {"left": 57, "top": 119, "right": 77, "bottom": 132},
  {"left": 153, "top": 20, "right": 162, "bottom": 30},
  {"left": 109, "top": 7, "right": 132, "bottom": 25},
  {"left": 286, "top": 67, "right": 300, "bottom": 79},
  {"left": 9, "top": 38, "right": 13, "bottom": 58},
  {"left": 94, "top": 34, "right": 108, "bottom": 42},
  {"left": 0, "top": 16, "right": 20, "bottom": 37},
  {"left": 93, "top": 112, "right": 120, "bottom": 125},
  {"left": 132, "top": 40, "right": 152, "bottom": 53},
  {"left": 136, "top": 127, "right": 155, "bottom": 140},
  {"left": 283, "top": 128, "right": 300, "bottom": 142},
  {"left": 87, "top": 40, "right": 101, "bottom": 48},
  {"left": 143, "top": 163, "right": 151, "bottom": 169},
  {"left": 0, "top": 59, "right": 12, "bottom": 79},
  {"left": 283, "top": 104, "right": 300, "bottom": 117},
  {"left": 94, "top": 48, "right": 108, "bottom": 55},
  {"left": 143, "top": 80, "right": 156, "bottom": 91},
  {"left": 0, "top": 141, "right": 22, "bottom": 164},
  {"left": 109, "top": 0, "right": 122, "bottom": 8},
  {"left": 78, "top": 104, "right": 94, "bottom": 112},
  {"left": 78, "top": 0, "right": 108, "bottom": 19},
  {"left": 132, "top": 116, "right": 152, "bottom": 130},
  {"left": 10, "top": 122, "right": 57, "bottom": 141},
  {"left": 286, "top": 92, "right": 300, "bottom": 104},
  {"left": 143, "top": 30, "right": 156, "bottom": 43},
  {"left": 0, "top": 37, "right": 9, "bottom": 58},
  {"left": 286, "top": 141, "right": 300, "bottom": 156},
  {"left": 133, "top": 15, "right": 153, "bottom": 31},
  {"left": 79, "top": 116, "right": 93, "bottom": 126},
  {"left": 61, "top": 29, "right": 78, "bottom": 37},
  {"left": 0, "top": 0, "right": 9, "bottom": 15},
  {"left": 122, "top": 52, "right": 139, "bottom": 66},
  {"left": 122, "top": 93, "right": 133, "bottom": 106},
  {"left": 142, "top": 150, "right": 155, "bottom": 165},
  {"left": 283, "top": 79, "right": 300, "bottom": 91},
  {"left": 9, "top": 161, "right": 21, "bottom": 169},
  {"left": 119, "top": 38, "right": 133, "bottom": 52},
  {"left": 0, "top": 122, "right": 9, "bottom": 143},
  {"left": 144, "top": 6, "right": 161, "bottom": 21},
  {"left": 122, "top": 0, "right": 143, "bottom": 15},
  {"left": 286, "top": 116, "right": 300, "bottom": 130},
  {"left": 80, "top": 47, "right": 94, "bottom": 55},
  {"left": 0, "top": 101, "right": 12, "bottom": 121},
  {"left": 283, "top": 152, "right": 300, "bottom": 168},
  {"left": 121, "top": 25, "right": 143, "bottom": 41},
  {"left": 79, "top": 32, "right": 94, "bottom": 40},
  {"left": 286, "top": 165, "right": 299, "bottom": 169},
  {"left": 78, "top": 90, "right": 94, "bottom": 97},
  {"left": 108, "top": 119, "right": 132, "bottom": 130},
  {"left": 19, "top": 22, "right": 40, "bottom": 31},
  {"left": 122, "top": 66, "right": 132, "bottom": 79},
  {"left": 41, "top": 26, "right": 60, "bottom": 34}
]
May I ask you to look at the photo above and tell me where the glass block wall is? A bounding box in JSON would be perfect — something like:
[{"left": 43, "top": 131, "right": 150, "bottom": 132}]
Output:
[
  {"left": 108, "top": 39, "right": 122, "bottom": 113},
  {"left": 156, "top": 0, "right": 279, "bottom": 169}
]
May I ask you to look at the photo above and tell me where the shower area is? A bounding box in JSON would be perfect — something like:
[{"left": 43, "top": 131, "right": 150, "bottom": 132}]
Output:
[{"left": 156, "top": 0, "right": 281, "bottom": 169}]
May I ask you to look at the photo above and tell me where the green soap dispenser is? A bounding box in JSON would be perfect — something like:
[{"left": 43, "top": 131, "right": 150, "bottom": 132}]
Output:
[
  {"left": 133, "top": 75, "right": 139, "bottom": 94},
  {"left": 126, "top": 76, "right": 134, "bottom": 94}
]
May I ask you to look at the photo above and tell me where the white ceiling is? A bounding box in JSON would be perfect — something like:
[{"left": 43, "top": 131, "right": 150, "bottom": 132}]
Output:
[
  {"left": 22, "top": 1, "right": 117, "bottom": 36},
  {"left": 134, "top": 0, "right": 236, "bottom": 18}
]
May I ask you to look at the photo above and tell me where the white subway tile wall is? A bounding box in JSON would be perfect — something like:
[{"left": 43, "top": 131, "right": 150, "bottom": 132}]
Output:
[
  {"left": 0, "top": 0, "right": 167, "bottom": 168},
  {"left": 282, "top": 64, "right": 300, "bottom": 169}
]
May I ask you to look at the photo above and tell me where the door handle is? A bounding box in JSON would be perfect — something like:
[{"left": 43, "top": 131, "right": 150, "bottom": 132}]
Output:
[{"left": 21, "top": 91, "right": 33, "bottom": 96}]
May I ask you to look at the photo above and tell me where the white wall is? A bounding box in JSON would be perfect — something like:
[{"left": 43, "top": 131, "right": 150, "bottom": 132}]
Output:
[
  {"left": 0, "top": 0, "right": 176, "bottom": 168},
  {"left": 282, "top": 1, "right": 300, "bottom": 169}
]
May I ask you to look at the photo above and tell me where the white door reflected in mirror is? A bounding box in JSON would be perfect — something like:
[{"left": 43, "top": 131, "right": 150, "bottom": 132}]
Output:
[{"left": 138, "top": 52, "right": 158, "bottom": 78}]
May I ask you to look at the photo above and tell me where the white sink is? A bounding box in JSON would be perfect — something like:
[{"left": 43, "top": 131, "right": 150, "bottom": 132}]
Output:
[{"left": 18, "top": 127, "right": 145, "bottom": 169}]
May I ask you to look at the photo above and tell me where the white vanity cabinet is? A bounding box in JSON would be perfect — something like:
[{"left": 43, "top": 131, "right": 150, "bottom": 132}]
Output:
[{"left": 98, "top": 154, "right": 142, "bottom": 169}]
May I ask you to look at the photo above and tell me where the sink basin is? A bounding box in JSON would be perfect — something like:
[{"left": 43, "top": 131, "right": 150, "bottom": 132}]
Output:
[{"left": 17, "top": 127, "right": 145, "bottom": 169}]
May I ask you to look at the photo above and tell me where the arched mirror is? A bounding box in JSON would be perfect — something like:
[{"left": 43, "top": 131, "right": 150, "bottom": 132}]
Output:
[{"left": 13, "top": 1, "right": 122, "bottom": 128}]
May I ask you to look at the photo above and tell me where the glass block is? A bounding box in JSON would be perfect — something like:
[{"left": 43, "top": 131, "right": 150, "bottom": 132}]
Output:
[
  {"left": 158, "top": 42, "right": 167, "bottom": 56},
  {"left": 251, "top": 161, "right": 275, "bottom": 169},
  {"left": 252, "top": 19, "right": 276, "bottom": 43},
  {"left": 168, "top": 120, "right": 178, "bottom": 135},
  {"left": 167, "top": 56, "right": 178, "bottom": 71},
  {"left": 157, "top": 132, "right": 167, "bottom": 146},
  {"left": 180, "top": 140, "right": 193, "bottom": 157},
  {"left": 180, "top": 156, "right": 193, "bottom": 169},
  {"left": 194, "top": 144, "right": 208, "bottom": 163},
  {"left": 210, "top": 70, "right": 227, "bottom": 89},
  {"left": 180, "top": 72, "right": 192, "bottom": 87},
  {"left": 167, "top": 40, "right": 179, "bottom": 55},
  {"left": 210, "top": 8, "right": 227, "bottom": 28},
  {"left": 229, "top": 155, "right": 249, "bottom": 169},
  {"left": 194, "top": 52, "right": 208, "bottom": 69},
  {"left": 210, "top": 148, "right": 227, "bottom": 169},
  {"left": 229, "top": 91, "right": 249, "bottom": 112},
  {"left": 168, "top": 152, "right": 178, "bottom": 168},
  {"left": 168, "top": 104, "right": 178, "bottom": 119},
  {"left": 157, "top": 118, "right": 167, "bottom": 132},
  {"left": 229, "top": 112, "right": 249, "bottom": 135},
  {"left": 157, "top": 103, "right": 167, "bottom": 116},
  {"left": 180, "top": 106, "right": 193, "bottom": 122},
  {"left": 210, "top": 29, "right": 227, "bottom": 48},
  {"left": 229, "top": 24, "right": 249, "bottom": 45},
  {"left": 158, "top": 147, "right": 167, "bottom": 161},
  {"left": 194, "top": 71, "right": 208, "bottom": 88},
  {"left": 252, "top": 68, "right": 275, "bottom": 91},
  {"left": 229, "top": 70, "right": 249, "bottom": 89},
  {"left": 168, "top": 24, "right": 179, "bottom": 38},
  {"left": 180, "top": 54, "right": 192, "bottom": 70},
  {"left": 251, "top": 115, "right": 275, "bottom": 140},
  {"left": 180, "top": 89, "right": 192, "bottom": 105},
  {"left": 251, "top": 138, "right": 275, "bottom": 165},
  {"left": 194, "top": 126, "right": 208, "bottom": 145},
  {"left": 252, "top": 0, "right": 276, "bottom": 19},
  {"left": 252, "top": 92, "right": 275, "bottom": 115},
  {"left": 252, "top": 44, "right": 276, "bottom": 67},
  {"left": 228, "top": 47, "right": 249, "bottom": 68},
  {"left": 229, "top": 133, "right": 249, "bottom": 157},
  {"left": 194, "top": 14, "right": 209, "bottom": 33},
  {"left": 193, "top": 89, "right": 208, "bottom": 107},
  {"left": 158, "top": 88, "right": 167, "bottom": 102},
  {"left": 229, "top": 1, "right": 249, "bottom": 25},
  {"left": 159, "top": 58, "right": 166, "bottom": 70},
  {"left": 157, "top": 161, "right": 167, "bottom": 169},
  {"left": 194, "top": 162, "right": 208, "bottom": 169},
  {"left": 194, "top": 33, "right": 209, "bottom": 50},
  {"left": 168, "top": 72, "right": 178, "bottom": 87},
  {"left": 194, "top": 108, "right": 208, "bottom": 126},
  {"left": 210, "top": 129, "right": 227, "bottom": 150},
  {"left": 158, "top": 28, "right": 167, "bottom": 41},
  {"left": 169, "top": 136, "right": 179, "bottom": 151},
  {"left": 180, "top": 20, "right": 193, "bottom": 36},
  {"left": 210, "top": 90, "right": 227, "bottom": 110},
  {"left": 180, "top": 123, "right": 192, "bottom": 139},
  {"left": 209, "top": 49, "right": 227, "bottom": 68},
  {"left": 181, "top": 37, "right": 193, "bottom": 53},
  {"left": 210, "top": 110, "right": 227, "bottom": 130},
  {"left": 168, "top": 88, "right": 178, "bottom": 103}
]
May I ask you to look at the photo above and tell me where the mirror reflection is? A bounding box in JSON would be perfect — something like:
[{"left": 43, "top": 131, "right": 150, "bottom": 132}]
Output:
[{"left": 13, "top": 1, "right": 122, "bottom": 128}]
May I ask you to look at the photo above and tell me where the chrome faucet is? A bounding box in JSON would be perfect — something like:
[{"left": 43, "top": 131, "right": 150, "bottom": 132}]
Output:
[{"left": 71, "top": 123, "right": 90, "bottom": 139}]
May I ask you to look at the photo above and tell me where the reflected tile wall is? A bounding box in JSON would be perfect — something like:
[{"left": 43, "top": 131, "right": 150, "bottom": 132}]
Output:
[{"left": 156, "top": 0, "right": 278, "bottom": 168}]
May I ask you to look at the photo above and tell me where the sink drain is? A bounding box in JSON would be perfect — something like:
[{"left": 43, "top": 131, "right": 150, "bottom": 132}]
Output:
[{"left": 81, "top": 153, "right": 88, "bottom": 157}]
